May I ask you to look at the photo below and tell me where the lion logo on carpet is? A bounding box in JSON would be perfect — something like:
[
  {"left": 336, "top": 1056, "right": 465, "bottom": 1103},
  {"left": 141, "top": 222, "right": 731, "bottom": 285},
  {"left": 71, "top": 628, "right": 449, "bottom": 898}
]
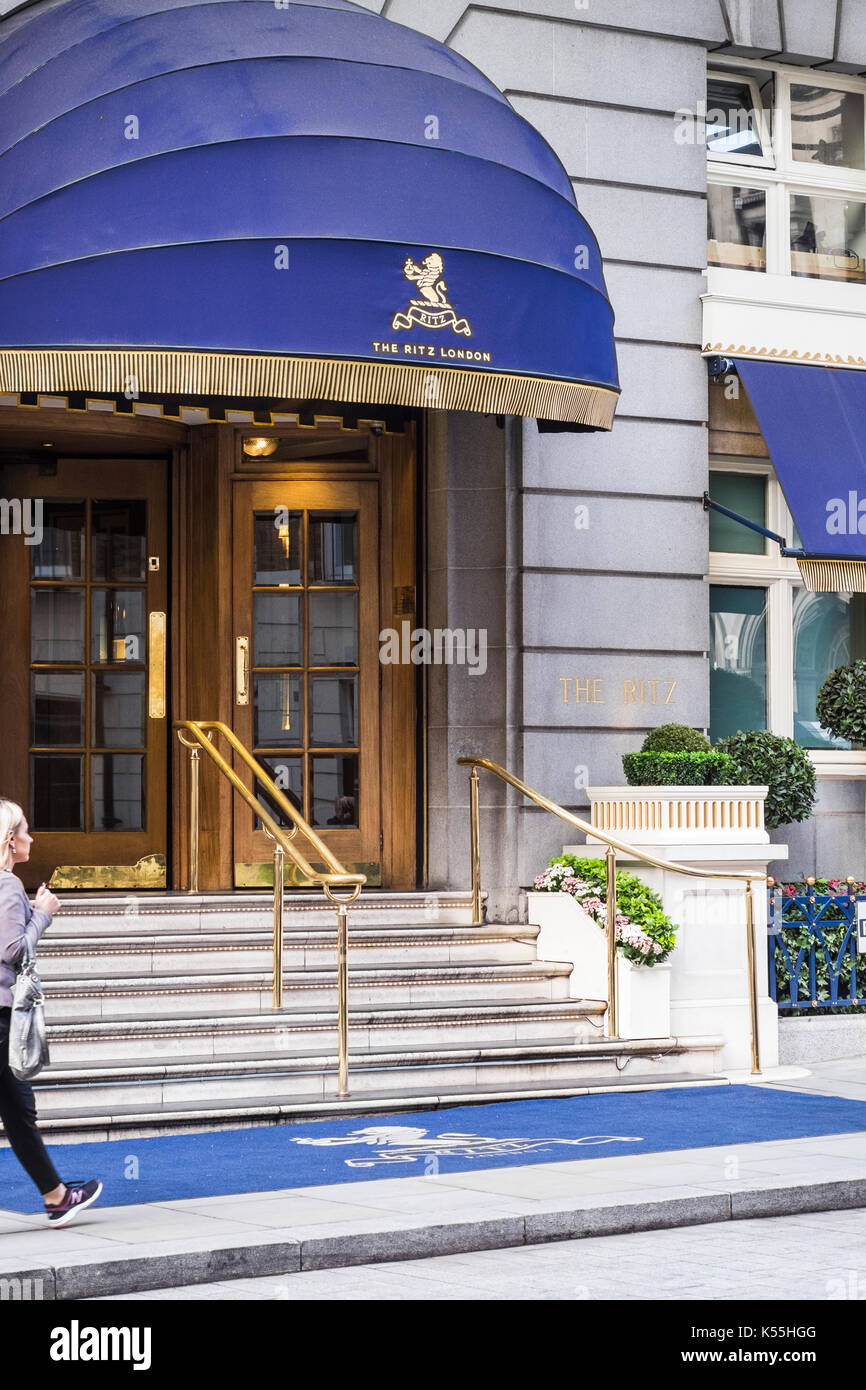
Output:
[{"left": 291, "top": 1125, "right": 644, "bottom": 1168}]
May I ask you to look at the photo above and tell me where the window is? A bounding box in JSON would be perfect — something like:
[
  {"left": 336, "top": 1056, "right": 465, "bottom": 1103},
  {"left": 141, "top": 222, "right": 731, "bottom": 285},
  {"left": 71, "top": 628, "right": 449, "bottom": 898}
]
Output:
[
  {"left": 710, "top": 586, "right": 768, "bottom": 740},
  {"left": 790, "top": 84, "right": 865, "bottom": 170},
  {"left": 708, "top": 185, "right": 767, "bottom": 271},
  {"left": 708, "top": 470, "right": 766, "bottom": 553},
  {"left": 707, "top": 75, "right": 769, "bottom": 161},
  {"left": 707, "top": 64, "right": 866, "bottom": 284},
  {"left": 708, "top": 464, "right": 866, "bottom": 753}
]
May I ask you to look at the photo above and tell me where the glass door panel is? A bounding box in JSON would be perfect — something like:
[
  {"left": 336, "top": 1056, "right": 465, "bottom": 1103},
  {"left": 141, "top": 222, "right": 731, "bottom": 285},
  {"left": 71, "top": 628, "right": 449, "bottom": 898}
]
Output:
[
  {"left": 1, "top": 459, "right": 169, "bottom": 890},
  {"left": 233, "top": 481, "right": 380, "bottom": 883}
]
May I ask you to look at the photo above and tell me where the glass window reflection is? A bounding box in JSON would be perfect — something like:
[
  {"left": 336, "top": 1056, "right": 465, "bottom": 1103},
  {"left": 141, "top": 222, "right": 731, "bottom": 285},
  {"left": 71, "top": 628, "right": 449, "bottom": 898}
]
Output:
[
  {"left": 309, "top": 513, "right": 357, "bottom": 585},
  {"left": 708, "top": 185, "right": 767, "bottom": 271},
  {"left": 710, "top": 586, "right": 768, "bottom": 741},
  {"left": 790, "top": 194, "right": 866, "bottom": 283},
  {"left": 791, "top": 84, "right": 865, "bottom": 170}
]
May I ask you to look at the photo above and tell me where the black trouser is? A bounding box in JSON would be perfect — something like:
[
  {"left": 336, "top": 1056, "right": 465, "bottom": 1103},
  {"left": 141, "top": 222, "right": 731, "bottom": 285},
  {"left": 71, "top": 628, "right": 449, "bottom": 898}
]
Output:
[{"left": 0, "top": 1007, "right": 61, "bottom": 1196}]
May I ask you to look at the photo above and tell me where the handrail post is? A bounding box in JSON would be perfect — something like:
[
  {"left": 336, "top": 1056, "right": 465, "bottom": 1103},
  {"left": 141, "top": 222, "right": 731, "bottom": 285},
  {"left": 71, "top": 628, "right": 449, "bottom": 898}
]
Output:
[
  {"left": 469, "top": 766, "right": 482, "bottom": 925},
  {"left": 189, "top": 747, "right": 200, "bottom": 895},
  {"left": 336, "top": 902, "right": 349, "bottom": 1097},
  {"left": 273, "top": 842, "right": 285, "bottom": 1010},
  {"left": 605, "top": 844, "right": 619, "bottom": 1039},
  {"left": 745, "top": 880, "right": 761, "bottom": 1074}
]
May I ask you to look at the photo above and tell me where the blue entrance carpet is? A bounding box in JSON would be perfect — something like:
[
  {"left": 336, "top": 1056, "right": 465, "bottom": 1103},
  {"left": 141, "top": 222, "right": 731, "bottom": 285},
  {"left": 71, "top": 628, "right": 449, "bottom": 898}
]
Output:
[{"left": 2, "top": 1085, "right": 865, "bottom": 1213}]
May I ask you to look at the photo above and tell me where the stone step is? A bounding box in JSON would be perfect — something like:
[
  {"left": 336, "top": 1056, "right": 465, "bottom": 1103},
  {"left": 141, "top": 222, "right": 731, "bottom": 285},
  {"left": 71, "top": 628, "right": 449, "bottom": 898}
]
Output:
[
  {"left": 36, "top": 924, "right": 540, "bottom": 977},
  {"left": 39, "top": 999, "right": 606, "bottom": 1063},
  {"left": 26, "top": 1048, "right": 726, "bottom": 1141},
  {"left": 27, "top": 1035, "right": 723, "bottom": 1115},
  {"left": 52, "top": 891, "right": 480, "bottom": 934},
  {"left": 40, "top": 962, "right": 575, "bottom": 1019}
]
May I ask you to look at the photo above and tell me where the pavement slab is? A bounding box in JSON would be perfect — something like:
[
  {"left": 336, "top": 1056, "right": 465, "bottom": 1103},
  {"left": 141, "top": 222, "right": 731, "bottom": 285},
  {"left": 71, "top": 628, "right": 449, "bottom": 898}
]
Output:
[{"left": 2, "top": 1065, "right": 865, "bottom": 1298}]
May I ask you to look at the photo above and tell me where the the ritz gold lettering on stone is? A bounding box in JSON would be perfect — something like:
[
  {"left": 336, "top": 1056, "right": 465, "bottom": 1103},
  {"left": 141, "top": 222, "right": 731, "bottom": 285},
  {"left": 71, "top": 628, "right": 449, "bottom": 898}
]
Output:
[
  {"left": 559, "top": 677, "right": 677, "bottom": 705},
  {"left": 371, "top": 341, "right": 492, "bottom": 362}
]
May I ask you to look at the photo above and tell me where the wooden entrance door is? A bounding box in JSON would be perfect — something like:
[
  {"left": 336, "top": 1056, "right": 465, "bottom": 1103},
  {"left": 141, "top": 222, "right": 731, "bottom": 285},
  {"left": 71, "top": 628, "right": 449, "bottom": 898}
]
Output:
[
  {"left": 0, "top": 459, "right": 169, "bottom": 891},
  {"left": 232, "top": 480, "right": 382, "bottom": 884}
]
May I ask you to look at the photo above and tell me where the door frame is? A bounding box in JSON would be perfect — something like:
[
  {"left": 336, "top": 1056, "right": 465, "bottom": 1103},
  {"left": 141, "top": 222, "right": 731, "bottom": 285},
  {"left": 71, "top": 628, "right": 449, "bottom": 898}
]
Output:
[
  {"left": 173, "top": 420, "right": 418, "bottom": 891},
  {"left": 231, "top": 476, "right": 382, "bottom": 879},
  {"left": 0, "top": 455, "right": 171, "bottom": 891}
]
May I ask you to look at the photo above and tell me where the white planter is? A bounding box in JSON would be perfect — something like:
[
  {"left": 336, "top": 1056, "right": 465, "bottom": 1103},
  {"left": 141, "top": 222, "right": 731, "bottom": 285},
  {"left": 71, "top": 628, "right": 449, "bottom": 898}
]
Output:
[
  {"left": 526, "top": 890, "right": 671, "bottom": 1039},
  {"left": 586, "top": 785, "right": 770, "bottom": 845},
  {"left": 556, "top": 782, "right": 786, "bottom": 1072}
]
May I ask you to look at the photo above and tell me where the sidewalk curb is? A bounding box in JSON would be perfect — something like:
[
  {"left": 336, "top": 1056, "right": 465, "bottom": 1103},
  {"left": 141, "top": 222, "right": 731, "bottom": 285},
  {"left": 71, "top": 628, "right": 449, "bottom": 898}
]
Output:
[{"left": 6, "top": 1175, "right": 866, "bottom": 1299}]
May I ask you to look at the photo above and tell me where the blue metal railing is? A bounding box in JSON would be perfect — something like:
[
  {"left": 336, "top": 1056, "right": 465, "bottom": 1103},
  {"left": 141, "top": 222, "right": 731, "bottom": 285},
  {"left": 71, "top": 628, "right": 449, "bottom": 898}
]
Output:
[{"left": 768, "top": 886, "right": 864, "bottom": 1012}]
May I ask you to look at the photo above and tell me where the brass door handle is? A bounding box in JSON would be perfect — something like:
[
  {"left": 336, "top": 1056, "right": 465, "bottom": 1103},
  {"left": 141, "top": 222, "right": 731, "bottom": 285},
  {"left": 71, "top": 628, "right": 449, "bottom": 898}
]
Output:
[
  {"left": 236, "top": 636, "right": 250, "bottom": 705},
  {"left": 148, "top": 612, "right": 167, "bottom": 719}
]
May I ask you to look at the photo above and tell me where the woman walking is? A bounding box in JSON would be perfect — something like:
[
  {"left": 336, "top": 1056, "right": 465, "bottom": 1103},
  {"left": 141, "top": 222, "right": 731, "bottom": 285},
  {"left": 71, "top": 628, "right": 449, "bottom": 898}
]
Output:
[{"left": 0, "top": 799, "right": 102, "bottom": 1226}]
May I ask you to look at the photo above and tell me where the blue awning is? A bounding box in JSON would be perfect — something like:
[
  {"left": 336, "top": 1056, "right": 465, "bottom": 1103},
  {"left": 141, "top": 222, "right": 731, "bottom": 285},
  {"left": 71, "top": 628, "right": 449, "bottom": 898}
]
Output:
[
  {"left": 0, "top": 0, "right": 620, "bottom": 427},
  {"left": 737, "top": 359, "right": 866, "bottom": 563}
]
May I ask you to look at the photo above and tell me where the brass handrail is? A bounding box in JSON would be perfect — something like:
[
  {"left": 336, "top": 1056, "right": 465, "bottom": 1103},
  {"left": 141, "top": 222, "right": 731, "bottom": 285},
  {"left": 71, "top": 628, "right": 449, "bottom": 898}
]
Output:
[
  {"left": 175, "top": 720, "right": 365, "bottom": 1097},
  {"left": 458, "top": 755, "right": 767, "bottom": 1073}
]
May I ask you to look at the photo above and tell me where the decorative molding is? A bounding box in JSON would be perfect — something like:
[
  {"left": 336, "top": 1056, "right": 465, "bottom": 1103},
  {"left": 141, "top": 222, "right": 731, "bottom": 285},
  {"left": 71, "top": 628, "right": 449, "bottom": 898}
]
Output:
[
  {"left": 808, "top": 750, "right": 866, "bottom": 780},
  {"left": 586, "top": 785, "right": 769, "bottom": 844},
  {"left": 703, "top": 341, "right": 866, "bottom": 366}
]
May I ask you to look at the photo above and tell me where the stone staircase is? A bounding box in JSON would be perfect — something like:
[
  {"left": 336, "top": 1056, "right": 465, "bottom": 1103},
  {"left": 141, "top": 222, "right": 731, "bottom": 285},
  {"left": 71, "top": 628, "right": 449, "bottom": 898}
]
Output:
[{"left": 21, "top": 892, "right": 724, "bottom": 1140}]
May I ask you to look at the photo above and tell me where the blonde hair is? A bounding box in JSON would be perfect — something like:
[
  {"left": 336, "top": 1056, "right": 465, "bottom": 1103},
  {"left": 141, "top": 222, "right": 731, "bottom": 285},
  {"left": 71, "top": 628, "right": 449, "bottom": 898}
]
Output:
[{"left": 0, "top": 800, "right": 24, "bottom": 872}]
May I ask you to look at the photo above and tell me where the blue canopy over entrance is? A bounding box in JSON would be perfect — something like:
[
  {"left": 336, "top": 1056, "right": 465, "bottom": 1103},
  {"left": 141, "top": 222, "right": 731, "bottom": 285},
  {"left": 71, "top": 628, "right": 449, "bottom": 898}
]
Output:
[{"left": 0, "top": 0, "right": 620, "bottom": 426}]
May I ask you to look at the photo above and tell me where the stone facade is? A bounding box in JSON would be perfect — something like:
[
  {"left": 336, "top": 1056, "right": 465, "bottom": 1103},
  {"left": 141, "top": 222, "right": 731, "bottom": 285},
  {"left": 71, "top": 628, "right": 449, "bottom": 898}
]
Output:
[
  {"left": 367, "top": 0, "right": 866, "bottom": 908},
  {"left": 3, "top": 0, "right": 864, "bottom": 901}
]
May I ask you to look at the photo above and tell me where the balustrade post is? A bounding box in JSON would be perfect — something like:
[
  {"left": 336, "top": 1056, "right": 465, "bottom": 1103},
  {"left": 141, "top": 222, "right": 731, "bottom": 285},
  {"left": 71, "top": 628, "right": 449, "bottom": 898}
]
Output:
[
  {"left": 336, "top": 903, "right": 349, "bottom": 1097},
  {"left": 469, "top": 766, "right": 482, "bottom": 925},
  {"left": 745, "top": 880, "right": 761, "bottom": 1074},
  {"left": 605, "top": 844, "right": 618, "bottom": 1038},
  {"left": 272, "top": 843, "right": 285, "bottom": 1010}
]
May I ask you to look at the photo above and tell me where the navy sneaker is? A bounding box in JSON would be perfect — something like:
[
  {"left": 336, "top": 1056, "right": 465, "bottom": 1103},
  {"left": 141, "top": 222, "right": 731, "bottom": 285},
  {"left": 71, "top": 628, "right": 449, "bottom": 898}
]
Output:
[{"left": 45, "top": 1179, "right": 103, "bottom": 1227}]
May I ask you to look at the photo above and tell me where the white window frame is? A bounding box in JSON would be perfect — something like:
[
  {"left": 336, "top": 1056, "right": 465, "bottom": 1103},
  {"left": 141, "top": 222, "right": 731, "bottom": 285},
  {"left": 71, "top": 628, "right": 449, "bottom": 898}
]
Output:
[
  {"left": 707, "top": 459, "right": 866, "bottom": 777},
  {"left": 707, "top": 70, "right": 775, "bottom": 168},
  {"left": 708, "top": 61, "right": 866, "bottom": 283}
]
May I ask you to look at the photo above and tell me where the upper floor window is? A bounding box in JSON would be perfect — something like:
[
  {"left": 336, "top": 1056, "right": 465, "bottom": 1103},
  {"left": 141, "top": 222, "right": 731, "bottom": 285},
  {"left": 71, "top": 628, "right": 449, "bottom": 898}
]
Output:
[
  {"left": 708, "top": 464, "right": 866, "bottom": 753},
  {"left": 707, "top": 75, "right": 770, "bottom": 161},
  {"left": 707, "top": 63, "right": 866, "bottom": 284}
]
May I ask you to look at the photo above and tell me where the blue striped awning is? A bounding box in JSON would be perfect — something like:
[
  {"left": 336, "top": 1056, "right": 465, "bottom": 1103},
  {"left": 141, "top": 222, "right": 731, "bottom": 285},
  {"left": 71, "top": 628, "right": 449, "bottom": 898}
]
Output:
[
  {"left": 0, "top": 0, "right": 620, "bottom": 427},
  {"left": 737, "top": 358, "right": 866, "bottom": 591}
]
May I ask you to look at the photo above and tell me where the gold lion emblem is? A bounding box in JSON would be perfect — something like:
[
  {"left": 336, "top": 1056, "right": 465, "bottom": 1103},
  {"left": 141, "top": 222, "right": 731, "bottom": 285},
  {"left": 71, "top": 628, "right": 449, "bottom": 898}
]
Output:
[{"left": 392, "top": 253, "right": 472, "bottom": 336}]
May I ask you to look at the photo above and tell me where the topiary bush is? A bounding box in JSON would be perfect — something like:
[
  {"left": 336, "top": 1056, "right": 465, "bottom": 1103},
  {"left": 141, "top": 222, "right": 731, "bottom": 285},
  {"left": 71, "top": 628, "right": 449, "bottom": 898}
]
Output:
[
  {"left": 715, "top": 730, "right": 816, "bottom": 829},
  {"left": 622, "top": 750, "right": 742, "bottom": 787},
  {"left": 816, "top": 660, "right": 866, "bottom": 745},
  {"left": 640, "top": 724, "right": 711, "bottom": 753}
]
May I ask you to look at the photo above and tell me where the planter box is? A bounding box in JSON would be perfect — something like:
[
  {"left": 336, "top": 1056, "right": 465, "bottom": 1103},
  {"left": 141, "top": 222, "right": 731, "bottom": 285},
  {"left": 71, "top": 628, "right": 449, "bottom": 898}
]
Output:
[
  {"left": 526, "top": 890, "right": 671, "bottom": 1039},
  {"left": 586, "top": 785, "right": 770, "bottom": 845},
  {"left": 557, "top": 780, "right": 784, "bottom": 1072}
]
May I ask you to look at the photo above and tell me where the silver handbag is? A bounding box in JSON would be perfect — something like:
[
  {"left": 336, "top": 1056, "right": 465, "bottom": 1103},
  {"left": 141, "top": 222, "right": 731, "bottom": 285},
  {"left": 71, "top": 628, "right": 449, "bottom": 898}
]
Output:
[{"left": 9, "top": 937, "right": 50, "bottom": 1081}]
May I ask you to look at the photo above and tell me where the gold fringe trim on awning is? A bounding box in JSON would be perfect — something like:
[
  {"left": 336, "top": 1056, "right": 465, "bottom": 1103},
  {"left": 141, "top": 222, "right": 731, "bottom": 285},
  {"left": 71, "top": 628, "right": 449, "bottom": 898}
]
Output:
[
  {"left": 797, "top": 558, "right": 866, "bottom": 593},
  {"left": 0, "top": 349, "right": 618, "bottom": 428}
]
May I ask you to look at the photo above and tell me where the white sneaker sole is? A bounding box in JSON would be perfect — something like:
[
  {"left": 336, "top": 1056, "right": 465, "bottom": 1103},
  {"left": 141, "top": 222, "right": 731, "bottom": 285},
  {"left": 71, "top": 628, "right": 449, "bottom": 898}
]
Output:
[{"left": 47, "top": 1181, "right": 103, "bottom": 1228}]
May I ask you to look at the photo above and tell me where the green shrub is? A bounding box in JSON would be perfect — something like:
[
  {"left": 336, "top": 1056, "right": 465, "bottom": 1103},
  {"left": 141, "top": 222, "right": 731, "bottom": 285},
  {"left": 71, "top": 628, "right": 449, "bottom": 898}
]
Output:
[
  {"left": 622, "top": 750, "right": 742, "bottom": 787},
  {"left": 715, "top": 730, "right": 816, "bottom": 829},
  {"left": 816, "top": 661, "right": 866, "bottom": 744},
  {"left": 640, "top": 724, "right": 711, "bottom": 753},
  {"left": 546, "top": 855, "right": 679, "bottom": 966}
]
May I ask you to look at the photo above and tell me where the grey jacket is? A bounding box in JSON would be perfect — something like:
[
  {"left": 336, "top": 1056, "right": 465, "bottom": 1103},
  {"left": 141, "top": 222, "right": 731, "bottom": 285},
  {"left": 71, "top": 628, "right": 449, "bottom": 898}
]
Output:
[{"left": 0, "top": 871, "right": 51, "bottom": 1009}]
